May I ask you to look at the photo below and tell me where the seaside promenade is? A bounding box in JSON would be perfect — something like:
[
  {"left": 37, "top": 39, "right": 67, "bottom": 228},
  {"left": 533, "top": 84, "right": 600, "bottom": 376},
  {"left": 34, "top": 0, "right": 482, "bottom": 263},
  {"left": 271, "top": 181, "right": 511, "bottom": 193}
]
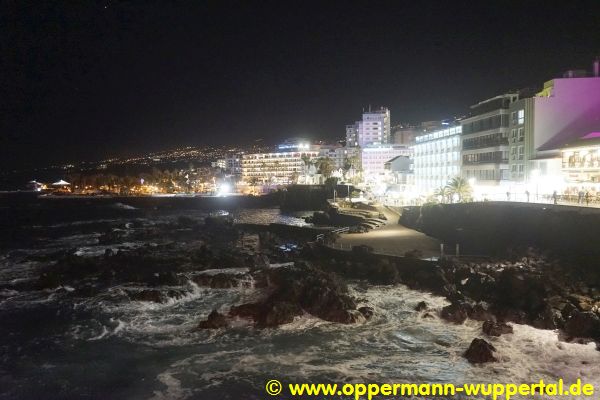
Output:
[{"left": 331, "top": 205, "right": 441, "bottom": 259}]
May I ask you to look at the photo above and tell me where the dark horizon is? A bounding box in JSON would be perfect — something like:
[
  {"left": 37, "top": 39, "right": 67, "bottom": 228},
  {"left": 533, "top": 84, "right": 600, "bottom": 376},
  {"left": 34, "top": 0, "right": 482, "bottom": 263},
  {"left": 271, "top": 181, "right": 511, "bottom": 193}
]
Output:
[{"left": 2, "top": 1, "right": 600, "bottom": 169}]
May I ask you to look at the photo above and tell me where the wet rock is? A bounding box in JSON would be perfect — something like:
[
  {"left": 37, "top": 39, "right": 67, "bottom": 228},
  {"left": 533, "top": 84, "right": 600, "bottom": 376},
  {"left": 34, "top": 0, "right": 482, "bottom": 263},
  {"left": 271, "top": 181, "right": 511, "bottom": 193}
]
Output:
[
  {"left": 259, "top": 301, "right": 303, "bottom": 328},
  {"left": 197, "top": 310, "right": 229, "bottom": 329},
  {"left": 532, "top": 304, "right": 564, "bottom": 330},
  {"left": 564, "top": 311, "right": 600, "bottom": 339},
  {"left": 441, "top": 302, "right": 470, "bottom": 324},
  {"left": 127, "top": 289, "right": 164, "bottom": 303},
  {"left": 462, "top": 272, "right": 496, "bottom": 300},
  {"left": 311, "top": 211, "right": 331, "bottom": 225},
  {"left": 464, "top": 338, "right": 497, "bottom": 364},
  {"left": 229, "top": 301, "right": 302, "bottom": 328},
  {"left": 561, "top": 302, "right": 578, "bottom": 320},
  {"left": 414, "top": 301, "right": 428, "bottom": 312},
  {"left": 369, "top": 262, "right": 399, "bottom": 284},
  {"left": 469, "top": 302, "right": 495, "bottom": 321},
  {"left": 231, "top": 264, "right": 359, "bottom": 326},
  {"left": 249, "top": 254, "right": 270, "bottom": 270},
  {"left": 568, "top": 294, "right": 596, "bottom": 312},
  {"left": 148, "top": 271, "right": 182, "bottom": 287},
  {"left": 345, "top": 310, "right": 367, "bottom": 323},
  {"left": 482, "top": 320, "right": 513, "bottom": 336},
  {"left": 192, "top": 273, "right": 246, "bottom": 289},
  {"left": 358, "top": 306, "right": 374, "bottom": 320},
  {"left": 496, "top": 268, "right": 546, "bottom": 314},
  {"left": 230, "top": 302, "right": 262, "bottom": 320},
  {"left": 495, "top": 308, "right": 529, "bottom": 325},
  {"left": 267, "top": 264, "right": 357, "bottom": 324},
  {"left": 422, "top": 312, "right": 435, "bottom": 319}
]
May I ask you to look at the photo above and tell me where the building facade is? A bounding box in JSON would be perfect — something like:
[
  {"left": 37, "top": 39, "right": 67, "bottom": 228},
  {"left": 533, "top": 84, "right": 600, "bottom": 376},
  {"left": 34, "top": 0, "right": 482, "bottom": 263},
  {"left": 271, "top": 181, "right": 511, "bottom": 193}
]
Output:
[
  {"left": 460, "top": 94, "right": 517, "bottom": 187},
  {"left": 346, "top": 124, "right": 358, "bottom": 147},
  {"left": 413, "top": 125, "right": 462, "bottom": 192},
  {"left": 358, "top": 107, "right": 391, "bottom": 147},
  {"left": 531, "top": 74, "right": 600, "bottom": 188},
  {"left": 241, "top": 150, "right": 319, "bottom": 185},
  {"left": 507, "top": 97, "right": 533, "bottom": 182},
  {"left": 361, "top": 145, "right": 411, "bottom": 183},
  {"left": 346, "top": 107, "right": 391, "bottom": 148}
]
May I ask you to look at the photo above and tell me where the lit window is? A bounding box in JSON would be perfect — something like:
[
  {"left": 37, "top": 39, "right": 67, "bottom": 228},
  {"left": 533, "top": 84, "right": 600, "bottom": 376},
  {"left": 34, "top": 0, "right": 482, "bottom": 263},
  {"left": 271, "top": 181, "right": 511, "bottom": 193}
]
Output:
[{"left": 518, "top": 110, "right": 525, "bottom": 124}]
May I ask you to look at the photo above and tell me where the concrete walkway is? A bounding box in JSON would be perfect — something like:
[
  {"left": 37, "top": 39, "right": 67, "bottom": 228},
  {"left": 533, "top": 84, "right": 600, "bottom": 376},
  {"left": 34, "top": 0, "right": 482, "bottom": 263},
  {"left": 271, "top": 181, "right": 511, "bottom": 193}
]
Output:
[{"left": 333, "top": 205, "right": 441, "bottom": 258}]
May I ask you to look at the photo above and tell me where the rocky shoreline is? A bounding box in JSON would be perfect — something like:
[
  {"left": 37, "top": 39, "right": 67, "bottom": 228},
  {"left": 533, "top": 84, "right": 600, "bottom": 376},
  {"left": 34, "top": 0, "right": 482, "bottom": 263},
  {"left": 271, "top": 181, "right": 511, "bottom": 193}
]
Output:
[{"left": 4, "top": 211, "right": 599, "bottom": 366}]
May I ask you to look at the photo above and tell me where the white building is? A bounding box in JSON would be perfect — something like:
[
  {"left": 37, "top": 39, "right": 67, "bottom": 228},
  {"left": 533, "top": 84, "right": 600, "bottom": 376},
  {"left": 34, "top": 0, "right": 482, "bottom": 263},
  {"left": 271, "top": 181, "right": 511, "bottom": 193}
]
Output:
[
  {"left": 413, "top": 126, "right": 462, "bottom": 193},
  {"left": 361, "top": 145, "right": 411, "bottom": 183},
  {"left": 346, "top": 107, "right": 391, "bottom": 147},
  {"left": 241, "top": 150, "right": 319, "bottom": 185}
]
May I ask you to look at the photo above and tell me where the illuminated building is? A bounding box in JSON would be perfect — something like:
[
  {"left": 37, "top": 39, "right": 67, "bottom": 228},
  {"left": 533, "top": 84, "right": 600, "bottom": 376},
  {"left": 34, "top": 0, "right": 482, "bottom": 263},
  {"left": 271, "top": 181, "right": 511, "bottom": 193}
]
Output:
[
  {"left": 211, "top": 159, "right": 227, "bottom": 169},
  {"left": 241, "top": 149, "right": 319, "bottom": 185},
  {"left": 560, "top": 135, "right": 600, "bottom": 184},
  {"left": 360, "top": 145, "right": 411, "bottom": 183},
  {"left": 225, "top": 155, "right": 242, "bottom": 176},
  {"left": 413, "top": 125, "right": 462, "bottom": 192},
  {"left": 346, "top": 107, "right": 391, "bottom": 147},
  {"left": 530, "top": 68, "right": 600, "bottom": 187},
  {"left": 346, "top": 124, "right": 358, "bottom": 147},
  {"left": 460, "top": 94, "right": 516, "bottom": 186},
  {"left": 384, "top": 155, "right": 413, "bottom": 185}
]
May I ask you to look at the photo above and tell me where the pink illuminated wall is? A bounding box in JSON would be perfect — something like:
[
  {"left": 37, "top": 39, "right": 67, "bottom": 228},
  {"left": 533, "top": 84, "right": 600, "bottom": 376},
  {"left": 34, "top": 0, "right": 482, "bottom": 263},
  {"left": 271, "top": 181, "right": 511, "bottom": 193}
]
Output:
[{"left": 534, "top": 77, "right": 600, "bottom": 153}]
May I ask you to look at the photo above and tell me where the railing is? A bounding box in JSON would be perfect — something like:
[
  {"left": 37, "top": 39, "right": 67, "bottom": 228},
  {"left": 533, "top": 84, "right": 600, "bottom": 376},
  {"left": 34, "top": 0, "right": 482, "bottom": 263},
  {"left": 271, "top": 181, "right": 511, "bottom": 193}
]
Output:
[{"left": 315, "top": 226, "right": 350, "bottom": 243}]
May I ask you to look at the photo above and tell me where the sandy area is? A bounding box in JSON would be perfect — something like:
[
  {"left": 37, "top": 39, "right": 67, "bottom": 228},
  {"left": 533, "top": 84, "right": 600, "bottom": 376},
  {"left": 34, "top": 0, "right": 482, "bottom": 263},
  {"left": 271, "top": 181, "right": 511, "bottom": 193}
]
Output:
[{"left": 333, "top": 206, "right": 441, "bottom": 258}]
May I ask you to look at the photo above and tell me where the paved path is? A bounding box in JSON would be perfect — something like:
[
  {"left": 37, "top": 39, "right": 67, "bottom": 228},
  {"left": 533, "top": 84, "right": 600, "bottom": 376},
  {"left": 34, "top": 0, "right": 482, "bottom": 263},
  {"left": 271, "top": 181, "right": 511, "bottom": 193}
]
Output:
[{"left": 333, "top": 205, "right": 441, "bottom": 258}]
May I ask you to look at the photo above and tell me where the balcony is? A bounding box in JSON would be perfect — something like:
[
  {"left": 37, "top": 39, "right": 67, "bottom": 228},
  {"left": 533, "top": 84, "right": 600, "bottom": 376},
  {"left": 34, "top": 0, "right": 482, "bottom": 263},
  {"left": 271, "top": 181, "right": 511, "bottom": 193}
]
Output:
[
  {"left": 462, "top": 138, "right": 509, "bottom": 150},
  {"left": 463, "top": 155, "right": 508, "bottom": 165}
]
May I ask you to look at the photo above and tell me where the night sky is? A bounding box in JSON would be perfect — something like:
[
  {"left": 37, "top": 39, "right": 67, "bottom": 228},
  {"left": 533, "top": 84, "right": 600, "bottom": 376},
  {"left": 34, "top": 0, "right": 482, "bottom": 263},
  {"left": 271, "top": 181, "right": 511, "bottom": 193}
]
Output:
[{"left": 2, "top": 1, "right": 600, "bottom": 169}]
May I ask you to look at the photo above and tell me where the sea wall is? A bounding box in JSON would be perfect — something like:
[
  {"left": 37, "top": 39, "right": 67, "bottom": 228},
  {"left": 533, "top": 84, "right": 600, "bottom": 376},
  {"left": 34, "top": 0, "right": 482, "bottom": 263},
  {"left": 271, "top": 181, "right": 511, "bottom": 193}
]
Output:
[{"left": 400, "top": 202, "right": 600, "bottom": 260}]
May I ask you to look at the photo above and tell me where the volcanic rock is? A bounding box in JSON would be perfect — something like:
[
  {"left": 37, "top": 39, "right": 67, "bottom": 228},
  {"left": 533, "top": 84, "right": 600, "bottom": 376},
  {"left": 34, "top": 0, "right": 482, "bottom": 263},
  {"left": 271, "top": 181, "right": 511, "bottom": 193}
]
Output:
[
  {"left": 464, "top": 338, "right": 497, "bottom": 364},
  {"left": 564, "top": 311, "right": 600, "bottom": 339},
  {"left": 441, "top": 302, "right": 470, "bottom": 324},
  {"left": 127, "top": 289, "right": 164, "bottom": 303},
  {"left": 469, "top": 302, "right": 495, "bottom": 321},
  {"left": 482, "top": 320, "right": 513, "bottom": 336},
  {"left": 358, "top": 306, "right": 374, "bottom": 319},
  {"left": 197, "top": 310, "right": 229, "bottom": 329}
]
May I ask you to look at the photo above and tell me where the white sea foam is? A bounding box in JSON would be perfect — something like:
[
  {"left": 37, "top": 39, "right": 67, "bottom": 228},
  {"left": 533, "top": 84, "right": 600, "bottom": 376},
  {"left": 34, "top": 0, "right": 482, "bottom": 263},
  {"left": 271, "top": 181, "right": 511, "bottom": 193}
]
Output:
[
  {"left": 141, "top": 284, "right": 600, "bottom": 399},
  {"left": 150, "top": 372, "right": 192, "bottom": 400},
  {"left": 112, "top": 202, "right": 137, "bottom": 210}
]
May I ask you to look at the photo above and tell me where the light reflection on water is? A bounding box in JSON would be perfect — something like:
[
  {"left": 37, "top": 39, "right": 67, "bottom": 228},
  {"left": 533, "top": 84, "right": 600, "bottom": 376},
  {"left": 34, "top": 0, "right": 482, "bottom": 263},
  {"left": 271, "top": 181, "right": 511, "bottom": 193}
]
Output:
[{"left": 232, "top": 208, "right": 313, "bottom": 226}]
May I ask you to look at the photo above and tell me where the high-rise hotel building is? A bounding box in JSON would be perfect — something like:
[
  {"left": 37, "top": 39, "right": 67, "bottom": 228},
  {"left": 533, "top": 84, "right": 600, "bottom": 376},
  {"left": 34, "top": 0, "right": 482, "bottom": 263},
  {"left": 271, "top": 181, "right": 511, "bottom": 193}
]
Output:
[{"left": 346, "top": 107, "right": 391, "bottom": 147}]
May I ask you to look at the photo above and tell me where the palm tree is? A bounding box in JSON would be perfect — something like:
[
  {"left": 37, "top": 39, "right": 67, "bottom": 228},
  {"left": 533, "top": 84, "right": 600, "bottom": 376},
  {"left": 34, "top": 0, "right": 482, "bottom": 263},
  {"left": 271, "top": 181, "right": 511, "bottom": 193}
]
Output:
[
  {"left": 301, "top": 154, "right": 312, "bottom": 172},
  {"left": 434, "top": 186, "right": 451, "bottom": 204},
  {"left": 316, "top": 157, "right": 334, "bottom": 179},
  {"left": 445, "top": 177, "right": 472, "bottom": 203}
]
